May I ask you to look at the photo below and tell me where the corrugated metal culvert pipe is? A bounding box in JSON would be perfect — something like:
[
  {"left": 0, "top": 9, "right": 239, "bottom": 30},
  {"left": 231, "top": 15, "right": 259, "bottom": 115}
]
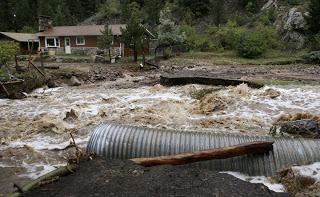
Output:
[{"left": 87, "top": 122, "right": 320, "bottom": 176}]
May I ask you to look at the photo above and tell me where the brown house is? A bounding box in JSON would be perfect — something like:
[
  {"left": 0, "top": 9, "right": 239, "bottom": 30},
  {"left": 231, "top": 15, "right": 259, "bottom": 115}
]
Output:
[
  {"left": 37, "top": 24, "right": 129, "bottom": 56},
  {"left": 36, "top": 16, "right": 155, "bottom": 57},
  {"left": 0, "top": 32, "right": 39, "bottom": 54}
]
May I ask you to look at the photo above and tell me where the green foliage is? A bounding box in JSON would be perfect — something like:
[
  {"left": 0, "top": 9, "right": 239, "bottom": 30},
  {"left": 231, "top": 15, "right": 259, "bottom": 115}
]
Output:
[
  {"left": 257, "top": 9, "right": 277, "bottom": 26},
  {"left": 144, "top": 0, "right": 165, "bottom": 26},
  {"left": 303, "top": 51, "right": 320, "bottom": 64},
  {"left": 210, "top": 0, "right": 225, "bottom": 25},
  {"left": 96, "top": 0, "right": 121, "bottom": 24},
  {"left": 307, "top": 0, "right": 320, "bottom": 34},
  {"left": 157, "top": 6, "right": 185, "bottom": 47},
  {"left": 97, "top": 25, "right": 113, "bottom": 50},
  {"left": 208, "top": 21, "right": 245, "bottom": 49},
  {"left": 0, "top": 41, "right": 18, "bottom": 65},
  {"left": 309, "top": 33, "right": 320, "bottom": 51},
  {"left": 54, "top": 0, "right": 77, "bottom": 26},
  {"left": 181, "top": 25, "right": 220, "bottom": 52},
  {"left": 287, "top": 0, "right": 303, "bottom": 5},
  {"left": 19, "top": 26, "right": 36, "bottom": 33},
  {"left": 121, "top": 2, "right": 145, "bottom": 62},
  {"left": 255, "top": 24, "right": 281, "bottom": 49},
  {"left": 240, "top": 0, "right": 259, "bottom": 13},
  {"left": 178, "top": 0, "right": 211, "bottom": 18},
  {"left": 236, "top": 31, "right": 267, "bottom": 58}
]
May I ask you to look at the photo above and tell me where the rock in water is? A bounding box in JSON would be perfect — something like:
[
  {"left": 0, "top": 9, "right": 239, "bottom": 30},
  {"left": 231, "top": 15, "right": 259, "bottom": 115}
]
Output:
[
  {"left": 70, "top": 76, "right": 82, "bottom": 86},
  {"left": 263, "top": 88, "right": 280, "bottom": 99},
  {"left": 270, "top": 119, "right": 320, "bottom": 138}
]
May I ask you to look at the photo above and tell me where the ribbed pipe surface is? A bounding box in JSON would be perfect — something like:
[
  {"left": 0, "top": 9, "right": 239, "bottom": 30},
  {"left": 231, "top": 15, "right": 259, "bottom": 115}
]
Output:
[{"left": 87, "top": 122, "right": 320, "bottom": 176}]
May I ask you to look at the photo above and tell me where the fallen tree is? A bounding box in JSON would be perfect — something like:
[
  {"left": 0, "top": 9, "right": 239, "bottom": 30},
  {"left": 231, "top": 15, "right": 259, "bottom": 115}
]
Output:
[
  {"left": 10, "top": 164, "right": 77, "bottom": 197},
  {"left": 131, "top": 141, "right": 274, "bottom": 167}
]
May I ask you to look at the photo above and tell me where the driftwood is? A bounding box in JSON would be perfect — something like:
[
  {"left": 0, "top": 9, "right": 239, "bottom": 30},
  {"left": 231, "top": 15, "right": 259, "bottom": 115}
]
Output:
[
  {"left": 0, "top": 81, "right": 9, "bottom": 97},
  {"left": 28, "top": 59, "right": 46, "bottom": 78},
  {"left": 131, "top": 141, "right": 274, "bottom": 167},
  {"left": 10, "top": 164, "right": 77, "bottom": 197}
]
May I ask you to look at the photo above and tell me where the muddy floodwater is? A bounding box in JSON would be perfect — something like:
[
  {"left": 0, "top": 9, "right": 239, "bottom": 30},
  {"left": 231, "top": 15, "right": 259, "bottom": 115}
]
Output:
[{"left": 1, "top": 77, "right": 320, "bottom": 194}]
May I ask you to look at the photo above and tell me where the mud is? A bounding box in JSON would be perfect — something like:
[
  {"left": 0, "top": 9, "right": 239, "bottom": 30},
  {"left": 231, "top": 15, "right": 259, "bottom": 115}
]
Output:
[{"left": 26, "top": 158, "right": 288, "bottom": 197}]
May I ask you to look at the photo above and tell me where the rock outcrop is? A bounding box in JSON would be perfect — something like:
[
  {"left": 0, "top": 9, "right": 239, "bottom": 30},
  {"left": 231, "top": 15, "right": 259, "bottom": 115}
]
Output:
[{"left": 281, "top": 8, "right": 308, "bottom": 50}]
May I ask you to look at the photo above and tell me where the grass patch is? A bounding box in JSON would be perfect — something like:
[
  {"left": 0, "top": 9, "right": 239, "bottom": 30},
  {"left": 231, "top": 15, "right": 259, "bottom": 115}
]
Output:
[{"left": 178, "top": 50, "right": 307, "bottom": 65}]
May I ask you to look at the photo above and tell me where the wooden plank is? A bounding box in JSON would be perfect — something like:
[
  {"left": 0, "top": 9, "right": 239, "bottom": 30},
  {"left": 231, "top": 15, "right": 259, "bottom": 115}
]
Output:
[{"left": 131, "top": 141, "right": 273, "bottom": 167}]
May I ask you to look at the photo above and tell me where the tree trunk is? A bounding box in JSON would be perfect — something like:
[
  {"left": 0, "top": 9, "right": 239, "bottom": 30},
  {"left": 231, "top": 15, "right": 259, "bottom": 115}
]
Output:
[
  {"left": 11, "top": 164, "right": 77, "bottom": 197},
  {"left": 131, "top": 141, "right": 274, "bottom": 167},
  {"left": 108, "top": 48, "right": 112, "bottom": 63},
  {"left": 133, "top": 44, "right": 138, "bottom": 62}
]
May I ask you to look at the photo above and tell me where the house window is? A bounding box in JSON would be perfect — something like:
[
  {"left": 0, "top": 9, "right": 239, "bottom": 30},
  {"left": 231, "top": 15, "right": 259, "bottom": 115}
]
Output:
[
  {"left": 76, "top": 36, "right": 85, "bottom": 45},
  {"left": 45, "top": 37, "right": 60, "bottom": 47}
]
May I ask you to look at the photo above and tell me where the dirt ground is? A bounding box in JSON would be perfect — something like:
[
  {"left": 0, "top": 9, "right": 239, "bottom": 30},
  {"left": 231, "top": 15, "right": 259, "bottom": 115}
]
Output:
[
  {"left": 26, "top": 158, "right": 289, "bottom": 197},
  {"left": 43, "top": 58, "right": 320, "bottom": 87}
]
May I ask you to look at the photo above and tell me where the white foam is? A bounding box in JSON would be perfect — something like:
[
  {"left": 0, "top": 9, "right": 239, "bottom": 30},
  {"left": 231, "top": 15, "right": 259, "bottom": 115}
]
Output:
[
  {"left": 6, "top": 135, "right": 89, "bottom": 151},
  {"left": 18, "top": 162, "right": 65, "bottom": 179},
  {"left": 292, "top": 162, "right": 320, "bottom": 182},
  {"left": 220, "top": 171, "right": 286, "bottom": 193}
]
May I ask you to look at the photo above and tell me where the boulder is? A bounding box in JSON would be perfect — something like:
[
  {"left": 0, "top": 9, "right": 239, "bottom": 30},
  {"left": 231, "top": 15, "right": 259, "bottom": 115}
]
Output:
[
  {"left": 262, "top": 88, "right": 280, "bottom": 99},
  {"left": 270, "top": 119, "right": 320, "bottom": 138},
  {"left": 70, "top": 76, "right": 82, "bottom": 86}
]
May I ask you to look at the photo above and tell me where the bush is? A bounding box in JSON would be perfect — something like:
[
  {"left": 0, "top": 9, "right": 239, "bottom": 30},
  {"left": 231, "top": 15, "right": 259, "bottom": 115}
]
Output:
[
  {"left": 236, "top": 31, "right": 267, "bottom": 58},
  {"left": 208, "top": 21, "right": 245, "bottom": 49},
  {"left": 303, "top": 51, "right": 320, "bottom": 64},
  {"left": 181, "top": 25, "right": 220, "bottom": 52},
  {"left": 257, "top": 25, "right": 281, "bottom": 49},
  {"left": 0, "top": 41, "right": 18, "bottom": 66},
  {"left": 309, "top": 33, "right": 320, "bottom": 51}
]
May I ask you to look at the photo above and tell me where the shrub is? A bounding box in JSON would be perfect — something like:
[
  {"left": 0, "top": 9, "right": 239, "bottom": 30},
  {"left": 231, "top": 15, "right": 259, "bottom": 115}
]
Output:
[
  {"left": 257, "top": 25, "right": 281, "bottom": 49},
  {"left": 181, "top": 25, "right": 220, "bottom": 52},
  {"left": 303, "top": 51, "right": 320, "bottom": 64},
  {"left": 208, "top": 21, "right": 245, "bottom": 49},
  {"left": 309, "top": 33, "right": 320, "bottom": 51},
  {"left": 0, "top": 41, "right": 18, "bottom": 66},
  {"left": 236, "top": 31, "right": 267, "bottom": 58}
]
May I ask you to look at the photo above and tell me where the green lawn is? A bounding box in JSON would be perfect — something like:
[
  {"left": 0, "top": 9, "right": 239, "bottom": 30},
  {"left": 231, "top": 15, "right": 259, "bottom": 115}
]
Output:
[{"left": 176, "top": 50, "right": 307, "bottom": 65}]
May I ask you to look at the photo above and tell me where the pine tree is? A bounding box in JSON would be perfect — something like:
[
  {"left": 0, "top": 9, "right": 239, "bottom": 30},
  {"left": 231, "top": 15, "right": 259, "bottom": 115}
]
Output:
[
  {"left": 307, "top": 0, "right": 320, "bottom": 34},
  {"left": 121, "top": 2, "right": 145, "bottom": 62},
  {"left": 144, "top": 0, "right": 164, "bottom": 26},
  {"left": 97, "top": 25, "right": 113, "bottom": 61},
  {"left": 0, "top": 0, "right": 12, "bottom": 31},
  {"left": 54, "top": 0, "right": 74, "bottom": 25}
]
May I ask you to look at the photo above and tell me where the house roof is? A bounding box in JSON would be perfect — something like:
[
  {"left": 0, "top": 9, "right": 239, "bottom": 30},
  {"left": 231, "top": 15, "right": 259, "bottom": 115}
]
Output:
[
  {"left": 37, "top": 24, "right": 127, "bottom": 37},
  {"left": 0, "top": 32, "right": 39, "bottom": 42}
]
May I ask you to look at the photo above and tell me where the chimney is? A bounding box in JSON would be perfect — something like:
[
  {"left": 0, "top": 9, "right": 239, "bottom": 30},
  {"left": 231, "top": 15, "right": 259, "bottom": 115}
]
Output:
[{"left": 38, "top": 15, "right": 52, "bottom": 32}]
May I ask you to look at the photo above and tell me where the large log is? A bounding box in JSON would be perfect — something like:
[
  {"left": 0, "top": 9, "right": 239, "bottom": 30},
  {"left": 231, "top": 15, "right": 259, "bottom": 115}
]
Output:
[
  {"left": 131, "top": 141, "right": 273, "bottom": 167},
  {"left": 10, "top": 164, "right": 77, "bottom": 197}
]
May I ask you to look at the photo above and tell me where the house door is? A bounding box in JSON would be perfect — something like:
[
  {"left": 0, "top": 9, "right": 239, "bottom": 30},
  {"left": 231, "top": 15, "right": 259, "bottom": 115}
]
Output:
[{"left": 65, "top": 37, "right": 71, "bottom": 54}]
